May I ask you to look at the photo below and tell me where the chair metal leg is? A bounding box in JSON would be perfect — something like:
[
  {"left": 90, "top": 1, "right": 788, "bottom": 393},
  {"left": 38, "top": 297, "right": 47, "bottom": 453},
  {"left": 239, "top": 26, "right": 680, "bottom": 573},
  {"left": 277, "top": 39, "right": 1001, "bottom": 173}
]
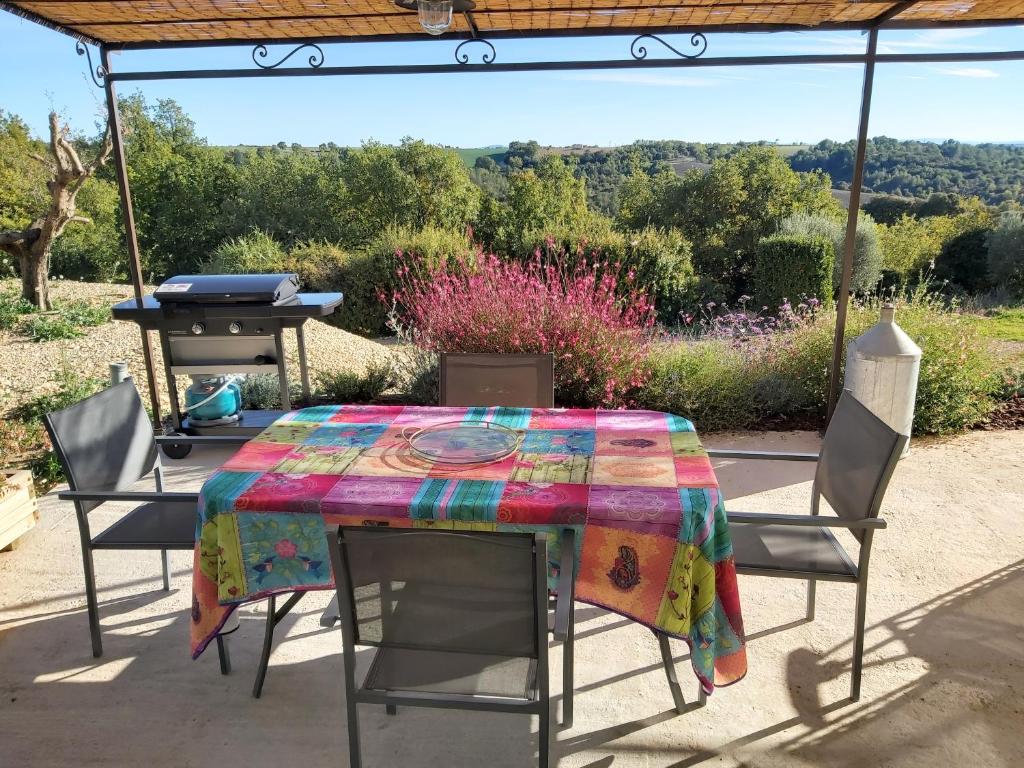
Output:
[
  {"left": 656, "top": 631, "right": 687, "bottom": 714},
  {"left": 216, "top": 635, "right": 231, "bottom": 674},
  {"left": 161, "top": 549, "right": 171, "bottom": 591},
  {"left": 347, "top": 700, "right": 362, "bottom": 768},
  {"left": 538, "top": 697, "right": 551, "bottom": 768},
  {"left": 806, "top": 579, "right": 817, "bottom": 621},
  {"left": 82, "top": 545, "right": 103, "bottom": 658},
  {"left": 851, "top": 577, "right": 869, "bottom": 702}
]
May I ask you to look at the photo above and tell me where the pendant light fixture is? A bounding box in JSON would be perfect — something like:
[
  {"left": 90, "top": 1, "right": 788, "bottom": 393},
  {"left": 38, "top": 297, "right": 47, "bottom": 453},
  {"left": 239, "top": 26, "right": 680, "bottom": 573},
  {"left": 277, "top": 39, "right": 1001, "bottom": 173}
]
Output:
[{"left": 394, "top": 0, "right": 476, "bottom": 36}]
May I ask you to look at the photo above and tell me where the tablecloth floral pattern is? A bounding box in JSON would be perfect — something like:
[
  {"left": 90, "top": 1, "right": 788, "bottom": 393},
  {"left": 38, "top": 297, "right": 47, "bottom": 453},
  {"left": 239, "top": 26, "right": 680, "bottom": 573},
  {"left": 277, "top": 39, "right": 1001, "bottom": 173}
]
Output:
[{"left": 190, "top": 405, "right": 747, "bottom": 691}]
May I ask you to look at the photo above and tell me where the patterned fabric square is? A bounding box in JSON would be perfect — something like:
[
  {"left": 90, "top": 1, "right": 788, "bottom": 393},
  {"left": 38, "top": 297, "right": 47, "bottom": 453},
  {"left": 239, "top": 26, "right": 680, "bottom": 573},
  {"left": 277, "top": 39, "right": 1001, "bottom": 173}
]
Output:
[
  {"left": 595, "top": 410, "right": 669, "bottom": 431},
  {"left": 256, "top": 421, "right": 319, "bottom": 445},
  {"left": 237, "top": 513, "right": 330, "bottom": 592},
  {"left": 327, "top": 404, "right": 403, "bottom": 424},
  {"left": 498, "top": 482, "right": 590, "bottom": 525},
  {"left": 271, "top": 445, "right": 363, "bottom": 475},
  {"left": 196, "top": 471, "right": 261, "bottom": 528},
  {"left": 510, "top": 453, "right": 592, "bottom": 484},
  {"left": 348, "top": 447, "right": 433, "bottom": 477},
  {"left": 528, "top": 409, "right": 597, "bottom": 430},
  {"left": 466, "top": 406, "right": 532, "bottom": 430},
  {"left": 595, "top": 430, "right": 673, "bottom": 457},
  {"left": 521, "top": 429, "right": 595, "bottom": 455},
  {"left": 307, "top": 422, "right": 387, "bottom": 447},
  {"left": 322, "top": 475, "right": 424, "bottom": 517},
  {"left": 235, "top": 472, "right": 341, "bottom": 514},
  {"left": 674, "top": 455, "right": 718, "bottom": 487},
  {"left": 428, "top": 452, "right": 520, "bottom": 481},
  {"left": 592, "top": 455, "right": 677, "bottom": 487},
  {"left": 588, "top": 485, "right": 683, "bottom": 537},
  {"left": 665, "top": 413, "right": 696, "bottom": 433},
  {"left": 670, "top": 431, "right": 704, "bottom": 457},
  {"left": 576, "top": 525, "right": 677, "bottom": 625},
  {"left": 679, "top": 486, "right": 716, "bottom": 544},
  {"left": 655, "top": 543, "right": 713, "bottom": 636},
  {"left": 393, "top": 406, "right": 469, "bottom": 426},
  {"left": 221, "top": 442, "right": 295, "bottom": 472},
  {"left": 410, "top": 479, "right": 505, "bottom": 522},
  {"left": 281, "top": 405, "right": 342, "bottom": 423}
]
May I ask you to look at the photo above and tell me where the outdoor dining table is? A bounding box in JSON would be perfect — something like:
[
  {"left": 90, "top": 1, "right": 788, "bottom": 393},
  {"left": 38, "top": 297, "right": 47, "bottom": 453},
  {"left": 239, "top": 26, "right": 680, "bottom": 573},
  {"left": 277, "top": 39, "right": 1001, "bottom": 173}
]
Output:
[{"left": 190, "top": 404, "right": 748, "bottom": 692}]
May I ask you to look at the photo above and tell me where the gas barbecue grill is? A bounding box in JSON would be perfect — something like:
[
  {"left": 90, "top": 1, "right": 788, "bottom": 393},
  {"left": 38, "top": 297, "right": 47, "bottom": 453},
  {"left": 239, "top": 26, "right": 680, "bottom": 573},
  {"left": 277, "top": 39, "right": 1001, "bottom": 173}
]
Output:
[{"left": 112, "top": 273, "right": 342, "bottom": 458}]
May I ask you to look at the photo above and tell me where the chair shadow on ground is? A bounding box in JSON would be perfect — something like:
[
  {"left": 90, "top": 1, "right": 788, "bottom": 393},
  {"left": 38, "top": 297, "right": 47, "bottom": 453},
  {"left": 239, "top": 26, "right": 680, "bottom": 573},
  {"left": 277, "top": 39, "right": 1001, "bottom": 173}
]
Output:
[
  {"left": 667, "top": 558, "right": 1024, "bottom": 767},
  {"left": 3, "top": 560, "right": 1020, "bottom": 767}
]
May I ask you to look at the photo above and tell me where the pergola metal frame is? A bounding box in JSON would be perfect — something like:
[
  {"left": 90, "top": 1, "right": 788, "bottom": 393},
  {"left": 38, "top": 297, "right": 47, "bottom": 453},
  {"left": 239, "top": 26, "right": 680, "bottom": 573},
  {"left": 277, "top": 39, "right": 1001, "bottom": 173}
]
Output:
[{"left": 6, "top": 1, "right": 1023, "bottom": 424}]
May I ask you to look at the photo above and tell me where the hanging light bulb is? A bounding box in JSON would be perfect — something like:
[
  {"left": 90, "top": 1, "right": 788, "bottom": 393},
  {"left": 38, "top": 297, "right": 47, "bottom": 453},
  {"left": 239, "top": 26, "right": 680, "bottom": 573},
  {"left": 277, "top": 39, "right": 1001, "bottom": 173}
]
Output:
[
  {"left": 418, "top": 0, "right": 453, "bottom": 35},
  {"left": 395, "top": 0, "right": 474, "bottom": 37}
]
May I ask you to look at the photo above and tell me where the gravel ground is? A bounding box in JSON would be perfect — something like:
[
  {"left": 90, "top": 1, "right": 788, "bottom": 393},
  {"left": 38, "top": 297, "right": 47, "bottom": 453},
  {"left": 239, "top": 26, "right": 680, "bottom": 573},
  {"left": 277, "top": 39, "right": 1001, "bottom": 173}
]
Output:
[{"left": 0, "top": 279, "right": 393, "bottom": 416}]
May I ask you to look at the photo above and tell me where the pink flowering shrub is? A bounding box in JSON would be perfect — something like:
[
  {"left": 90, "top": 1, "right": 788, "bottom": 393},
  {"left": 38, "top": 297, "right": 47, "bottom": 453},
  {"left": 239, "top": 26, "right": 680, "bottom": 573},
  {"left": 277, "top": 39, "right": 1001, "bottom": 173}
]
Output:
[{"left": 392, "top": 253, "right": 656, "bottom": 407}]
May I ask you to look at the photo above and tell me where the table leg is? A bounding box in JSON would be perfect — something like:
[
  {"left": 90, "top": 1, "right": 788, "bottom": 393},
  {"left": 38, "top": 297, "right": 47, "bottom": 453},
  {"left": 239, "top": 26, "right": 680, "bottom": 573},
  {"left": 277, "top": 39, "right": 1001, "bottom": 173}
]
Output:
[
  {"left": 319, "top": 594, "right": 340, "bottom": 627},
  {"left": 273, "top": 331, "right": 291, "bottom": 411}
]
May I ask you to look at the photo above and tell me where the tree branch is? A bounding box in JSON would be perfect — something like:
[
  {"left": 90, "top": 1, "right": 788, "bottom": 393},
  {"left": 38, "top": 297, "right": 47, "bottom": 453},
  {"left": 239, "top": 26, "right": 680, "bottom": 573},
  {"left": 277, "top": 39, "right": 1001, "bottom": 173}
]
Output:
[
  {"left": 28, "top": 152, "right": 56, "bottom": 171},
  {"left": 88, "top": 124, "right": 114, "bottom": 173},
  {"left": 68, "top": 215, "right": 92, "bottom": 225}
]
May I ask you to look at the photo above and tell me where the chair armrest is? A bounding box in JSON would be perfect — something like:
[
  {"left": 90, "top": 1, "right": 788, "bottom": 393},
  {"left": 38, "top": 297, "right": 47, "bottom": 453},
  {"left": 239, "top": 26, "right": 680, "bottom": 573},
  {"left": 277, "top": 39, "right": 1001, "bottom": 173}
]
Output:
[
  {"left": 58, "top": 490, "right": 200, "bottom": 504},
  {"left": 727, "top": 512, "right": 886, "bottom": 530},
  {"left": 155, "top": 435, "right": 250, "bottom": 446},
  {"left": 552, "top": 527, "right": 577, "bottom": 642},
  {"left": 706, "top": 449, "right": 819, "bottom": 462}
]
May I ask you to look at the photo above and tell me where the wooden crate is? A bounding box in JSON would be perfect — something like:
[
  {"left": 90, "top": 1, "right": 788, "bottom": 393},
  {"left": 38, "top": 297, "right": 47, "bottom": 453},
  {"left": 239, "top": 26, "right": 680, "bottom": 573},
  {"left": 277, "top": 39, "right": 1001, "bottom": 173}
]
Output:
[{"left": 0, "top": 470, "right": 38, "bottom": 551}]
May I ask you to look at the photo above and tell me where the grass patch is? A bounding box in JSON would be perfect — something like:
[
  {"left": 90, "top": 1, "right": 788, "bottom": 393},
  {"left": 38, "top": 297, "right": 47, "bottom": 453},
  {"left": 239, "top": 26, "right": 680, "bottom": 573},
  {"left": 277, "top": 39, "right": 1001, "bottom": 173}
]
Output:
[
  {"left": 972, "top": 308, "right": 1024, "bottom": 342},
  {"left": 21, "top": 314, "right": 83, "bottom": 341}
]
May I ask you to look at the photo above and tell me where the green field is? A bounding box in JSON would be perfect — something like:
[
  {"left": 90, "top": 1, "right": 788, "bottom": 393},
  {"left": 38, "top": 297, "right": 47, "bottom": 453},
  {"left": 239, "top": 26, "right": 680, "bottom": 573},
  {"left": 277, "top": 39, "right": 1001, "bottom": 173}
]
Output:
[{"left": 455, "top": 146, "right": 507, "bottom": 167}]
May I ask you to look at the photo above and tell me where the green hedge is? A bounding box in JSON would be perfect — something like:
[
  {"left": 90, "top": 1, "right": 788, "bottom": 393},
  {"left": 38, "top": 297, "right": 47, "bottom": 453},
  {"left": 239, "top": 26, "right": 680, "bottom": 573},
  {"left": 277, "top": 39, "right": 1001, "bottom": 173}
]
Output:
[
  {"left": 753, "top": 235, "right": 835, "bottom": 310},
  {"left": 519, "top": 223, "right": 698, "bottom": 324},
  {"left": 286, "top": 226, "right": 473, "bottom": 337}
]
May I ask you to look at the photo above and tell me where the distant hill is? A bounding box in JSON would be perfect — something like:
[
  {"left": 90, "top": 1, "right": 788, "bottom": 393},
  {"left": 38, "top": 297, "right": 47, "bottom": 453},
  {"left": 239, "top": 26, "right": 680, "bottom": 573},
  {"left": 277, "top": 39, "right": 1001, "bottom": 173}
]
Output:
[{"left": 456, "top": 138, "right": 1024, "bottom": 209}]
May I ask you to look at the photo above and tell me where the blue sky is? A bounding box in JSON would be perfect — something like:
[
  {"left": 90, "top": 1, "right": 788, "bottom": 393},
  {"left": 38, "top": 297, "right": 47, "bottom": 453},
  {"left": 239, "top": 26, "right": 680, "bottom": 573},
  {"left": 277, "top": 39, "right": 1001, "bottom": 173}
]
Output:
[{"left": 1, "top": 12, "right": 1022, "bottom": 147}]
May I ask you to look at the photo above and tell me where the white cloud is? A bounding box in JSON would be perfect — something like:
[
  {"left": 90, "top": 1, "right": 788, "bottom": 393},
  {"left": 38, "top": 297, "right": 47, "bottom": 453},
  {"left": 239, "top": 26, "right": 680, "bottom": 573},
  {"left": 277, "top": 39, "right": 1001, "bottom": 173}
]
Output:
[
  {"left": 559, "top": 72, "right": 721, "bottom": 88},
  {"left": 937, "top": 67, "right": 1000, "bottom": 78}
]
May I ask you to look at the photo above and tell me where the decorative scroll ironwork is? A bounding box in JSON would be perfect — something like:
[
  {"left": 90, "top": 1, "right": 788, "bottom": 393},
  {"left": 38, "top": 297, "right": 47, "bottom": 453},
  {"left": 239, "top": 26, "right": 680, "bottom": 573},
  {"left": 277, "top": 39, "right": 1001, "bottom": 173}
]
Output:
[
  {"left": 454, "top": 38, "right": 496, "bottom": 64},
  {"left": 251, "top": 43, "right": 325, "bottom": 70},
  {"left": 75, "top": 42, "right": 106, "bottom": 88},
  {"left": 630, "top": 33, "right": 708, "bottom": 61}
]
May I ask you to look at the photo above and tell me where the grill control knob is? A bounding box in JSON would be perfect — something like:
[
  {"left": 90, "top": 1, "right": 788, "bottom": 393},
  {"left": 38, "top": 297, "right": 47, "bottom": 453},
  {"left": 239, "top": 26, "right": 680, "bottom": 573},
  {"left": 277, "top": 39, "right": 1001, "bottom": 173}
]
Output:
[
  {"left": 191, "top": 322, "right": 206, "bottom": 335},
  {"left": 228, "top": 321, "right": 243, "bottom": 334}
]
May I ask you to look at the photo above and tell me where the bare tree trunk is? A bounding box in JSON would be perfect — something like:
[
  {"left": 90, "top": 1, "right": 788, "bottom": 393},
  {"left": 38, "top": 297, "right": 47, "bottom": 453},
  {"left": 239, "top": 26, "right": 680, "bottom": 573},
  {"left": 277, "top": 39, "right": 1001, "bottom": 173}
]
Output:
[
  {"left": 0, "top": 112, "right": 112, "bottom": 309},
  {"left": 19, "top": 239, "right": 50, "bottom": 310}
]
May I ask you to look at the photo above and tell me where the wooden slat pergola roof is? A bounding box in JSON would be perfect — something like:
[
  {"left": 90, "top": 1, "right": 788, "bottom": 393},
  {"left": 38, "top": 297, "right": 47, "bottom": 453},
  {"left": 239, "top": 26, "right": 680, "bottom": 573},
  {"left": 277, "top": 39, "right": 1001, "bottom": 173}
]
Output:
[{"left": 3, "top": 0, "right": 1024, "bottom": 48}]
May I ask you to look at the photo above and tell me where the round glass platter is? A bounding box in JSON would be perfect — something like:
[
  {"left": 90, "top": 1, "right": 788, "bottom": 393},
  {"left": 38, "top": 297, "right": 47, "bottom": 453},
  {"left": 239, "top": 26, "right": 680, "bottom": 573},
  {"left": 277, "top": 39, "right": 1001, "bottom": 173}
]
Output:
[{"left": 403, "top": 421, "right": 522, "bottom": 465}]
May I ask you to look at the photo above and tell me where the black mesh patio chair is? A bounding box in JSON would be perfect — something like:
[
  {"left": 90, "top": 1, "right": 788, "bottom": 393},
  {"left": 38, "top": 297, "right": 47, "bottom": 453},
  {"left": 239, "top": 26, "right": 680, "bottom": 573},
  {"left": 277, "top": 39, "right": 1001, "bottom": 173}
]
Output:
[
  {"left": 43, "top": 380, "right": 232, "bottom": 673},
  {"left": 325, "top": 526, "right": 553, "bottom": 768},
  {"left": 439, "top": 352, "right": 555, "bottom": 408},
  {"left": 708, "top": 390, "right": 908, "bottom": 701}
]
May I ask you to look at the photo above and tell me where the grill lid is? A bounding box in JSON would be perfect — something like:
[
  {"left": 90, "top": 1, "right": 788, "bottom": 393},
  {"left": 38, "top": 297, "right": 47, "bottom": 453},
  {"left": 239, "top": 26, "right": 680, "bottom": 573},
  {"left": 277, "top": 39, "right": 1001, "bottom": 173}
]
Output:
[{"left": 153, "top": 274, "right": 300, "bottom": 306}]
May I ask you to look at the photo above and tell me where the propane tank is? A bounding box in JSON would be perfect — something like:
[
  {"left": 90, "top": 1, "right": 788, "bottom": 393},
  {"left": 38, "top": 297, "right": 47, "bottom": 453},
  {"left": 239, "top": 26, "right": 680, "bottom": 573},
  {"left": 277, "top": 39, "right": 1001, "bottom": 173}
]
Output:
[
  {"left": 184, "top": 375, "right": 242, "bottom": 426},
  {"left": 845, "top": 303, "right": 921, "bottom": 456}
]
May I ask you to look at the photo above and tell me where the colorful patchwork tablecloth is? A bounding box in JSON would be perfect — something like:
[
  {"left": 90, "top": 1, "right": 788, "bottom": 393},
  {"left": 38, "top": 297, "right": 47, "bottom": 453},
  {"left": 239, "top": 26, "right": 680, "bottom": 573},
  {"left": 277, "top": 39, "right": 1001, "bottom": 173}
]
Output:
[{"left": 190, "top": 405, "right": 747, "bottom": 691}]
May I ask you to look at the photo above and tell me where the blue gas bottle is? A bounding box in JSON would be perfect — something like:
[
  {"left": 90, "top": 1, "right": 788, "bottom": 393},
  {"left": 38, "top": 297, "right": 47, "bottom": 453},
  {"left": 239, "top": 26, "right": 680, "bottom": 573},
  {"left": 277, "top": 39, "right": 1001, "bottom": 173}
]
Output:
[{"left": 185, "top": 376, "right": 241, "bottom": 424}]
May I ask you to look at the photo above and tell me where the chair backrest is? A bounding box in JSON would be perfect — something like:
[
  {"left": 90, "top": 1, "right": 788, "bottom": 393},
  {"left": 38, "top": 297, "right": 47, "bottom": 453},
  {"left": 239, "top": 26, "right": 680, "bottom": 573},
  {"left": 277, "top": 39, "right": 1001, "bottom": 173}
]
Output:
[
  {"left": 326, "top": 526, "right": 545, "bottom": 659},
  {"left": 815, "top": 390, "right": 909, "bottom": 541},
  {"left": 43, "top": 380, "right": 158, "bottom": 512},
  {"left": 439, "top": 353, "right": 555, "bottom": 408}
]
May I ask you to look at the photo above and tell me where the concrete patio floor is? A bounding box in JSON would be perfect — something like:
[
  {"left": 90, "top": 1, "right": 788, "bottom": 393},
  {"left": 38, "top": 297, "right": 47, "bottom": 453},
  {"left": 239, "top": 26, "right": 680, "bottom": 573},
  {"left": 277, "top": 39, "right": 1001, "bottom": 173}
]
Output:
[{"left": 1, "top": 429, "right": 1021, "bottom": 767}]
